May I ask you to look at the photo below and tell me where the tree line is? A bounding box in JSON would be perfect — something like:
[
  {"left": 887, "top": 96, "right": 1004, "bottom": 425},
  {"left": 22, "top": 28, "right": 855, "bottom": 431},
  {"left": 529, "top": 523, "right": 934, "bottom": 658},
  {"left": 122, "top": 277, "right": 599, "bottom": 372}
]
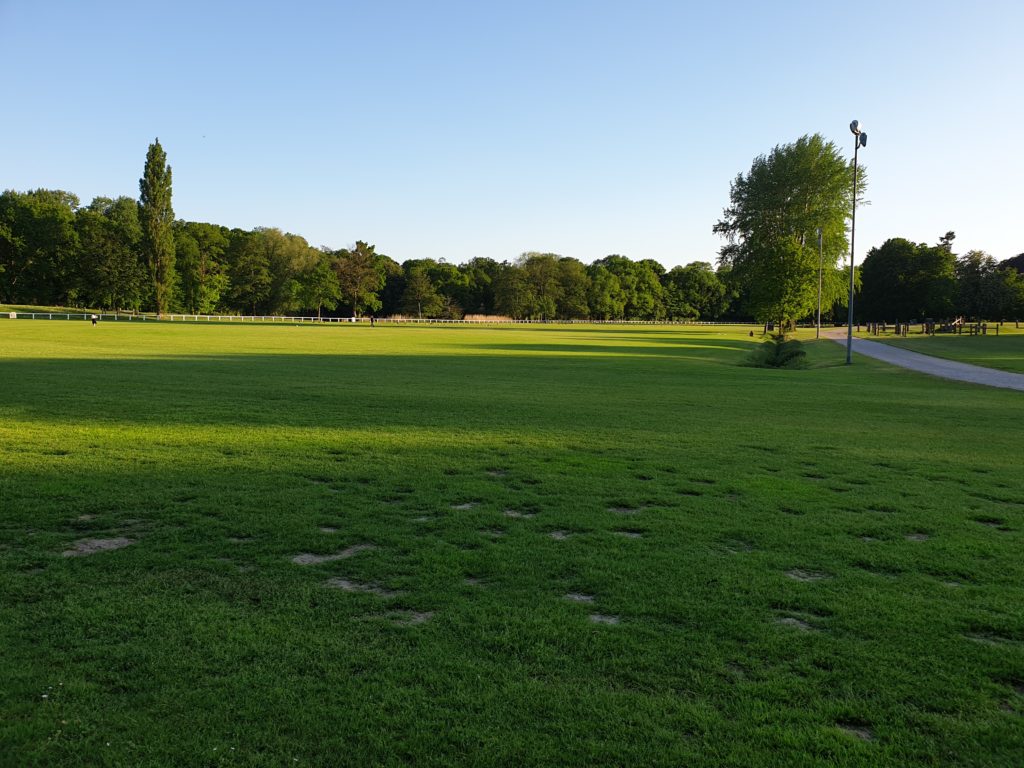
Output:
[
  {"left": 859, "top": 232, "right": 1024, "bottom": 322},
  {"left": 0, "top": 184, "right": 740, "bottom": 320},
  {"left": 1, "top": 138, "right": 1021, "bottom": 322},
  {"left": 0, "top": 141, "right": 741, "bottom": 320}
]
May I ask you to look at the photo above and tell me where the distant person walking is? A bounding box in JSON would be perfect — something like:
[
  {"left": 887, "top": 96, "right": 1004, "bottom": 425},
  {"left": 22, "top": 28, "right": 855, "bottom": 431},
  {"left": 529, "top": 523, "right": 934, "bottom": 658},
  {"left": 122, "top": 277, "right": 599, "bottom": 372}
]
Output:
[{"left": 90, "top": 314, "right": 98, "bottom": 326}]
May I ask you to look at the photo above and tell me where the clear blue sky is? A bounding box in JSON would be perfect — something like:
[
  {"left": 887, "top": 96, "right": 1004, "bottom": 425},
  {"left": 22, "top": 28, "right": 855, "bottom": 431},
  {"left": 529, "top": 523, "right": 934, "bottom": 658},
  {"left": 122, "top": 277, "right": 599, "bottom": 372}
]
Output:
[{"left": 2, "top": 1, "right": 1021, "bottom": 268}]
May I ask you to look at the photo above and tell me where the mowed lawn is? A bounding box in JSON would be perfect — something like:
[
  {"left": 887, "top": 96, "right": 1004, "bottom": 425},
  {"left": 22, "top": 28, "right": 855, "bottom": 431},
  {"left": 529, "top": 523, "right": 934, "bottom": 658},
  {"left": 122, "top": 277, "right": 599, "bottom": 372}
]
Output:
[{"left": 0, "top": 320, "right": 1021, "bottom": 767}]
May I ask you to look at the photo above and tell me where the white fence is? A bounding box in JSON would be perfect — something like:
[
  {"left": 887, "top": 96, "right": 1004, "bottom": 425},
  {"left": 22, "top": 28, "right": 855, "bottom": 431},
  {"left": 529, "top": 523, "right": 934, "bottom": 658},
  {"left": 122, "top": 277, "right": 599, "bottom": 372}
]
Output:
[{"left": 4, "top": 311, "right": 760, "bottom": 326}]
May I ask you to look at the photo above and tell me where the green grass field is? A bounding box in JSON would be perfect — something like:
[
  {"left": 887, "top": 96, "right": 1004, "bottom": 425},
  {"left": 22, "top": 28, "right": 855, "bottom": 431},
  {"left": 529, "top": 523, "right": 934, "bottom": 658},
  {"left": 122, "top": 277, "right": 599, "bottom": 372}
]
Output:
[
  {"left": 861, "top": 328, "right": 1024, "bottom": 374},
  {"left": 1, "top": 320, "right": 1022, "bottom": 767}
]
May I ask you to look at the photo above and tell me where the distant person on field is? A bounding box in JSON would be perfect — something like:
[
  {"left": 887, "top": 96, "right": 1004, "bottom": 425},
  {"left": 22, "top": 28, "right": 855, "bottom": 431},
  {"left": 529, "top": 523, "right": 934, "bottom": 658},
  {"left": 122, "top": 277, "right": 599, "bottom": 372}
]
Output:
[{"left": 91, "top": 314, "right": 98, "bottom": 326}]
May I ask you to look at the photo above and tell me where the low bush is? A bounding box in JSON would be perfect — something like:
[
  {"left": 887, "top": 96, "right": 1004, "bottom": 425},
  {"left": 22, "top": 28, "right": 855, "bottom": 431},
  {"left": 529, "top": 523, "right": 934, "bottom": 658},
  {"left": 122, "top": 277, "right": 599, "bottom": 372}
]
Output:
[{"left": 743, "top": 336, "right": 807, "bottom": 368}]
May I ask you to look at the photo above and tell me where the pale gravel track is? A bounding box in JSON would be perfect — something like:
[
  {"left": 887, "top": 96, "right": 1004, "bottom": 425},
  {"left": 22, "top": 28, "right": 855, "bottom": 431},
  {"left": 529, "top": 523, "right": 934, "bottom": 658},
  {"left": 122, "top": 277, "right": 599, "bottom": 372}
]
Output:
[{"left": 823, "top": 329, "right": 1024, "bottom": 392}]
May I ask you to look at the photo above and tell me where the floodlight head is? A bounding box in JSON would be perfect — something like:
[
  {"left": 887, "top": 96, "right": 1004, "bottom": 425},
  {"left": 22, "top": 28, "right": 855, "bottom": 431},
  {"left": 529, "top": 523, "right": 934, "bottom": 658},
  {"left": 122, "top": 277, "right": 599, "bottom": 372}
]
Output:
[
  {"left": 850, "top": 120, "right": 861, "bottom": 135},
  {"left": 860, "top": 132, "right": 867, "bottom": 147}
]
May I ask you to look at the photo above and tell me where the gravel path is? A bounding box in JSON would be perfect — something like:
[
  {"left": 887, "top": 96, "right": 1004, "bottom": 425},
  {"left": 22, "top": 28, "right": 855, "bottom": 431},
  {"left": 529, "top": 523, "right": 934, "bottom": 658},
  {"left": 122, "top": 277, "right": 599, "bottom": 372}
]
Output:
[{"left": 824, "top": 330, "right": 1024, "bottom": 392}]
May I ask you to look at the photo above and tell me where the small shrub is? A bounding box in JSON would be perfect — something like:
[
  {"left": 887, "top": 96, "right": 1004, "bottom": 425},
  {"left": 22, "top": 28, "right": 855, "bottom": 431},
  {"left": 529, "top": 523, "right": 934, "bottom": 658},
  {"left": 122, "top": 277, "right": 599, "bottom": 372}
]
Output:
[{"left": 743, "top": 337, "right": 807, "bottom": 369}]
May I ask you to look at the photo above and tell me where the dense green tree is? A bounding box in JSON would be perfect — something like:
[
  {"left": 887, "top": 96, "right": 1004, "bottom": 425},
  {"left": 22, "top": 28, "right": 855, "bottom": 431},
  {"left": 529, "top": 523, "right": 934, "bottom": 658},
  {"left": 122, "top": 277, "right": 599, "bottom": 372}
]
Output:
[
  {"left": 174, "top": 221, "right": 229, "bottom": 314},
  {"left": 138, "top": 139, "right": 176, "bottom": 315},
  {"left": 225, "top": 229, "right": 272, "bottom": 313},
  {"left": 662, "top": 262, "right": 728, "bottom": 319},
  {"left": 586, "top": 264, "right": 625, "bottom": 319},
  {"left": 592, "top": 255, "right": 664, "bottom": 319},
  {"left": 956, "top": 250, "right": 1007, "bottom": 320},
  {"left": 0, "top": 189, "right": 80, "bottom": 305},
  {"left": 1000, "top": 268, "right": 1024, "bottom": 319},
  {"left": 459, "top": 257, "right": 501, "bottom": 315},
  {"left": 494, "top": 262, "right": 534, "bottom": 319},
  {"left": 420, "top": 259, "right": 469, "bottom": 318},
  {"left": 400, "top": 267, "right": 444, "bottom": 318},
  {"left": 334, "top": 241, "right": 386, "bottom": 316},
  {"left": 712, "top": 265, "right": 746, "bottom": 320},
  {"left": 377, "top": 257, "right": 407, "bottom": 316},
  {"left": 251, "top": 228, "right": 318, "bottom": 314},
  {"left": 76, "top": 197, "right": 147, "bottom": 310},
  {"left": 298, "top": 252, "right": 341, "bottom": 318},
  {"left": 859, "top": 237, "right": 956, "bottom": 321},
  {"left": 1001, "top": 253, "right": 1024, "bottom": 274},
  {"left": 520, "top": 253, "right": 563, "bottom": 319},
  {"left": 556, "top": 257, "right": 591, "bottom": 319},
  {"left": 714, "top": 134, "right": 862, "bottom": 328}
]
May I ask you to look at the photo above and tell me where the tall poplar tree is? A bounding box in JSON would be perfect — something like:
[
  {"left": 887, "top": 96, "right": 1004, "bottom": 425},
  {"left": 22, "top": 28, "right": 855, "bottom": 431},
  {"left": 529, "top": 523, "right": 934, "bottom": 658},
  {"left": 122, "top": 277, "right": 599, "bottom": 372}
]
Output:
[{"left": 139, "top": 139, "right": 176, "bottom": 314}]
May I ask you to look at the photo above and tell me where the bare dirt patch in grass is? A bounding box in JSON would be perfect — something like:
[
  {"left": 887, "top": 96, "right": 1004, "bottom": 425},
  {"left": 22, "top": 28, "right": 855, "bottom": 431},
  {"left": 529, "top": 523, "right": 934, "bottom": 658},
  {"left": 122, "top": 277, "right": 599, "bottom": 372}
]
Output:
[
  {"left": 565, "top": 593, "right": 595, "bottom": 603},
  {"left": 291, "top": 544, "right": 375, "bottom": 565},
  {"left": 905, "top": 533, "right": 930, "bottom": 542},
  {"left": 62, "top": 538, "right": 133, "bottom": 557},
  {"left": 836, "top": 723, "right": 875, "bottom": 741},
  {"left": 608, "top": 505, "right": 642, "bottom": 515},
  {"left": 503, "top": 509, "right": 534, "bottom": 519},
  {"left": 725, "top": 663, "right": 747, "bottom": 681},
  {"left": 614, "top": 529, "right": 644, "bottom": 539},
  {"left": 786, "top": 569, "right": 830, "bottom": 582},
  {"left": 964, "top": 631, "right": 1019, "bottom": 647},
  {"left": 776, "top": 616, "right": 814, "bottom": 631},
  {"left": 721, "top": 538, "right": 755, "bottom": 554},
  {"left": 486, "top": 468, "right": 509, "bottom": 478},
  {"left": 589, "top": 614, "right": 620, "bottom": 625},
  {"left": 451, "top": 502, "right": 477, "bottom": 511},
  {"left": 775, "top": 610, "right": 827, "bottom": 632},
  {"left": 325, "top": 578, "right": 400, "bottom": 597},
  {"left": 972, "top": 516, "right": 1010, "bottom": 531},
  {"left": 868, "top": 504, "right": 899, "bottom": 514},
  {"left": 390, "top": 610, "right": 433, "bottom": 626},
  {"left": 549, "top": 530, "right": 573, "bottom": 541},
  {"left": 318, "top": 526, "right": 338, "bottom": 533}
]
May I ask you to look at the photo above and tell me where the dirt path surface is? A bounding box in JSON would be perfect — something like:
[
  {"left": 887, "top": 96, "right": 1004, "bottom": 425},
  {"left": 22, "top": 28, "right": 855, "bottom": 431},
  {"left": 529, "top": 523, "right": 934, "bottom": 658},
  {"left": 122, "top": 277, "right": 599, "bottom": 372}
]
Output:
[{"left": 824, "top": 329, "right": 1024, "bottom": 392}]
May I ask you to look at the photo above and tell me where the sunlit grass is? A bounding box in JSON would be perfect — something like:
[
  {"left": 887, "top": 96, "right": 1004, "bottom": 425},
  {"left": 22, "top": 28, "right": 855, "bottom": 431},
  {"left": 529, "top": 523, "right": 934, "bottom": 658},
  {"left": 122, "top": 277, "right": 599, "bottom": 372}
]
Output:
[{"left": 1, "top": 319, "right": 1021, "bottom": 767}]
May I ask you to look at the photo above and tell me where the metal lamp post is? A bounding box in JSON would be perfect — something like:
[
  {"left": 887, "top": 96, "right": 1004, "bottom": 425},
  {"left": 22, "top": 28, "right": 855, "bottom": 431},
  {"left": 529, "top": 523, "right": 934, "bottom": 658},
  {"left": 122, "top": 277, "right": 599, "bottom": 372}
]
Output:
[
  {"left": 847, "top": 120, "right": 867, "bottom": 365},
  {"left": 816, "top": 227, "right": 823, "bottom": 340}
]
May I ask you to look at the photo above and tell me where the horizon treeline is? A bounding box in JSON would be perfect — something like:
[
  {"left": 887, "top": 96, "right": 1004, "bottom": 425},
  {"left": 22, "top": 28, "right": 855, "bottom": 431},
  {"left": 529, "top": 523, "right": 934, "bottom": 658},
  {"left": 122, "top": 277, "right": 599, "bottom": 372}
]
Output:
[
  {"left": 2, "top": 187, "right": 1022, "bottom": 322},
  {"left": 0, "top": 187, "right": 748, "bottom": 321}
]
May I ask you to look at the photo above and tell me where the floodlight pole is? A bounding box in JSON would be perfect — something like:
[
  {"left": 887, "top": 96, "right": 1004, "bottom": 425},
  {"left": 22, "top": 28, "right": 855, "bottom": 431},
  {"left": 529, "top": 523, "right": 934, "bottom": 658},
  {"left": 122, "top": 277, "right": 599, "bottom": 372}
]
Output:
[
  {"left": 816, "top": 227, "right": 823, "bottom": 340},
  {"left": 847, "top": 121, "right": 866, "bottom": 365}
]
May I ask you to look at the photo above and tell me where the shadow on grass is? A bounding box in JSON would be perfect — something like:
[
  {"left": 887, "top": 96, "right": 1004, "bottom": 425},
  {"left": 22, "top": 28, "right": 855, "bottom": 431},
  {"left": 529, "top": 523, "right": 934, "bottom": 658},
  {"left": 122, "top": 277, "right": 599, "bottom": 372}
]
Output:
[
  {"left": 466, "top": 341, "right": 749, "bottom": 356},
  {"left": 0, "top": 347, "right": 753, "bottom": 430}
]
